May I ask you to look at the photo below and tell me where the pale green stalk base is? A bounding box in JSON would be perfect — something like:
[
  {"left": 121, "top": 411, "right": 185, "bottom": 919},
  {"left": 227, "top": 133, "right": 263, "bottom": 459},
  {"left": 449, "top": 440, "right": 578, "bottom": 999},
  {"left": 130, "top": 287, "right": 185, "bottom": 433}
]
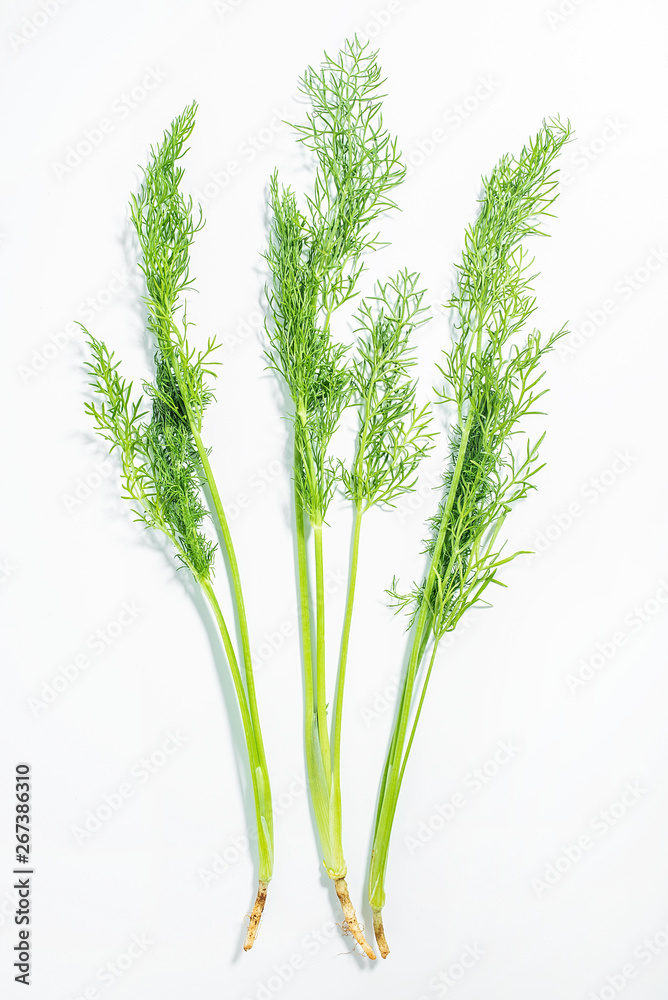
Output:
[
  {"left": 202, "top": 579, "right": 272, "bottom": 949},
  {"left": 199, "top": 578, "right": 273, "bottom": 887},
  {"left": 200, "top": 574, "right": 272, "bottom": 954},
  {"left": 193, "top": 428, "right": 273, "bottom": 951},
  {"left": 295, "top": 477, "right": 374, "bottom": 958},
  {"left": 368, "top": 640, "right": 439, "bottom": 916}
]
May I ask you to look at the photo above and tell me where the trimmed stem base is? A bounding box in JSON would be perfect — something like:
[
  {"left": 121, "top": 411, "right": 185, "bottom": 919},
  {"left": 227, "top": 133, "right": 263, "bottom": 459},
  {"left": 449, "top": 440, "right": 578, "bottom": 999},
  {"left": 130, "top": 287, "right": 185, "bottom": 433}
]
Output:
[
  {"left": 372, "top": 909, "right": 390, "bottom": 959},
  {"left": 243, "top": 879, "right": 269, "bottom": 952},
  {"left": 334, "top": 878, "right": 376, "bottom": 960}
]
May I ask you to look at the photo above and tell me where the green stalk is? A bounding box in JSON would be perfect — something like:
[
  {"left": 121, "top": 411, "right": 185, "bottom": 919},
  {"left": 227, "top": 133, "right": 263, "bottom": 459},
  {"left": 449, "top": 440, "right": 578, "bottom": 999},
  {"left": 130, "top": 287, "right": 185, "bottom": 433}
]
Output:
[
  {"left": 295, "top": 456, "right": 315, "bottom": 742},
  {"left": 155, "top": 297, "right": 275, "bottom": 947},
  {"left": 368, "top": 641, "right": 439, "bottom": 912},
  {"left": 193, "top": 434, "right": 274, "bottom": 947},
  {"left": 193, "top": 430, "right": 272, "bottom": 803},
  {"left": 294, "top": 456, "right": 331, "bottom": 856},
  {"left": 330, "top": 503, "right": 363, "bottom": 853},
  {"left": 313, "top": 523, "right": 332, "bottom": 786},
  {"left": 398, "top": 640, "right": 440, "bottom": 786},
  {"left": 294, "top": 461, "right": 373, "bottom": 957},
  {"left": 370, "top": 619, "right": 432, "bottom": 845},
  {"left": 199, "top": 577, "right": 272, "bottom": 949},
  {"left": 198, "top": 580, "right": 259, "bottom": 817}
]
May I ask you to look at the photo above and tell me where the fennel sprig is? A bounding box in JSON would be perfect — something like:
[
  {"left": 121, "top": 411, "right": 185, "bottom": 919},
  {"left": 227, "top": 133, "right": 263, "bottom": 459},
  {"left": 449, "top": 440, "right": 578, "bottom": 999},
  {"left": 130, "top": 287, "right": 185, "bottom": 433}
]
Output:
[
  {"left": 84, "top": 103, "right": 273, "bottom": 951},
  {"left": 265, "top": 37, "right": 413, "bottom": 959},
  {"left": 332, "top": 270, "right": 434, "bottom": 853},
  {"left": 368, "top": 118, "right": 572, "bottom": 957}
]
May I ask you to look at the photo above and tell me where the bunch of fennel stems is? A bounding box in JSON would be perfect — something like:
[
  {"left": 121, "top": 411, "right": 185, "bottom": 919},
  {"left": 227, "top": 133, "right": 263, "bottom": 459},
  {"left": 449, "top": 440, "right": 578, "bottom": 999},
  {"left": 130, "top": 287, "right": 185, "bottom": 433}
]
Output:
[
  {"left": 83, "top": 37, "right": 571, "bottom": 959},
  {"left": 266, "top": 37, "right": 570, "bottom": 958},
  {"left": 84, "top": 102, "right": 272, "bottom": 951}
]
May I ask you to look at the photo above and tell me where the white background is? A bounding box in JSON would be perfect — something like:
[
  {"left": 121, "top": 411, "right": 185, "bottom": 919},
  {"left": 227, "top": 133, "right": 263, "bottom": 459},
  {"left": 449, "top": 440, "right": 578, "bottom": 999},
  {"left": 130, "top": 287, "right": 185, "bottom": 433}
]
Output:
[{"left": 2, "top": 0, "right": 668, "bottom": 997}]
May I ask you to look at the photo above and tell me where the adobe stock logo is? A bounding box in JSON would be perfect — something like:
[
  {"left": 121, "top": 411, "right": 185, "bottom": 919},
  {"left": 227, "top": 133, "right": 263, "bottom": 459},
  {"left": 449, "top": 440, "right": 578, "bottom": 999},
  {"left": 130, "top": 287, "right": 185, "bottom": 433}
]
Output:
[
  {"left": 418, "top": 943, "right": 486, "bottom": 998},
  {"left": 405, "top": 76, "right": 500, "bottom": 174},
  {"left": 70, "top": 731, "right": 189, "bottom": 845},
  {"left": 528, "top": 449, "right": 636, "bottom": 559},
  {"left": 558, "top": 247, "right": 668, "bottom": 360},
  {"left": 560, "top": 118, "right": 626, "bottom": 186},
  {"left": 50, "top": 67, "right": 168, "bottom": 180},
  {"left": 565, "top": 578, "right": 668, "bottom": 693},
  {"left": 588, "top": 917, "right": 668, "bottom": 1000},
  {"left": 405, "top": 740, "right": 520, "bottom": 855},
  {"left": 531, "top": 782, "right": 647, "bottom": 896},
  {"left": 8, "top": 0, "right": 72, "bottom": 52},
  {"left": 27, "top": 602, "right": 143, "bottom": 716}
]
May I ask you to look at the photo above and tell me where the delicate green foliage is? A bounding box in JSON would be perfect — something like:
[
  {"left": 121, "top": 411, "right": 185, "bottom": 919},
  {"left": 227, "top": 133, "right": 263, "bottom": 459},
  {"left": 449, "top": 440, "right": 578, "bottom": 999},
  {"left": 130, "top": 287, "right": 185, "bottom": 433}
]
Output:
[
  {"left": 85, "top": 336, "right": 216, "bottom": 580},
  {"left": 265, "top": 37, "right": 406, "bottom": 524},
  {"left": 130, "top": 100, "right": 218, "bottom": 435},
  {"left": 444, "top": 115, "right": 571, "bottom": 415},
  {"left": 293, "top": 36, "right": 406, "bottom": 314},
  {"left": 393, "top": 118, "right": 571, "bottom": 637},
  {"left": 85, "top": 337, "right": 157, "bottom": 526},
  {"left": 145, "top": 416, "right": 216, "bottom": 577},
  {"left": 265, "top": 175, "right": 351, "bottom": 520},
  {"left": 130, "top": 102, "right": 200, "bottom": 343},
  {"left": 85, "top": 103, "right": 218, "bottom": 580},
  {"left": 342, "top": 269, "right": 434, "bottom": 510}
]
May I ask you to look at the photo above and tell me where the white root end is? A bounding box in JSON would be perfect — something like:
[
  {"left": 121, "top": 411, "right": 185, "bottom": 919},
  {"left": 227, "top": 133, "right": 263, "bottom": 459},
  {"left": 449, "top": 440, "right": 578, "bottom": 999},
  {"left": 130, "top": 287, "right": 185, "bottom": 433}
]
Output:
[
  {"left": 243, "top": 879, "right": 269, "bottom": 952},
  {"left": 373, "top": 909, "right": 390, "bottom": 959},
  {"left": 334, "top": 878, "right": 376, "bottom": 960}
]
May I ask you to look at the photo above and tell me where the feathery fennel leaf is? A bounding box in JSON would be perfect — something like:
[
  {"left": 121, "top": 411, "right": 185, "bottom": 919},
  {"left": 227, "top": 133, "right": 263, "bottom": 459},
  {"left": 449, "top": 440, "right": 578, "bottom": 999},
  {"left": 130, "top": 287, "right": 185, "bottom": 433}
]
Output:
[
  {"left": 265, "top": 37, "right": 406, "bottom": 525},
  {"left": 85, "top": 102, "right": 217, "bottom": 578},
  {"left": 343, "top": 269, "right": 434, "bottom": 510},
  {"left": 397, "top": 117, "right": 572, "bottom": 637}
]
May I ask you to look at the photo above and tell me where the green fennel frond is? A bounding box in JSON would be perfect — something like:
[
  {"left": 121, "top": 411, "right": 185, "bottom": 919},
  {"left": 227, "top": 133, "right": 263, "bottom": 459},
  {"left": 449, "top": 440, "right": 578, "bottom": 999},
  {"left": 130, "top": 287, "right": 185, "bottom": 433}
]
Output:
[
  {"left": 130, "top": 101, "right": 217, "bottom": 425},
  {"left": 84, "top": 102, "right": 218, "bottom": 579},
  {"left": 342, "top": 269, "right": 434, "bottom": 510},
  {"left": 399, "top": 117, "right": 572, "bottom": 637},
  {"left": 294, "top": 35, "right": 406, "bottom": 314},
  {"left": 265, "top": 37, "right": 406, "bottom": 524},
  {"left": 84, "top": 338, "right": 158, "bottom": 526}
]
